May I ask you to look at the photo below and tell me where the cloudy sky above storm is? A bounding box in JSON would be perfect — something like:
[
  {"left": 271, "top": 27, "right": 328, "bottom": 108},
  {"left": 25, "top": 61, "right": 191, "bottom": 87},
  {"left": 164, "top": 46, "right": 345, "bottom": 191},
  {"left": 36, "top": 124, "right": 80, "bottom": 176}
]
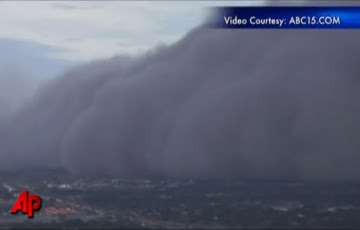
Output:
[{"left": 0, "top": 1, "right": 261, "bottom": 63}]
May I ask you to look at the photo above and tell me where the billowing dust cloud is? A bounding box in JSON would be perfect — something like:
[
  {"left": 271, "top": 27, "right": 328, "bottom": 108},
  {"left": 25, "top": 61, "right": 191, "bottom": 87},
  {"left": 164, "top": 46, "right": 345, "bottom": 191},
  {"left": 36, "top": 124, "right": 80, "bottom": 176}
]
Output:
[{"left": 0, "top": 27, "right": 359, "bottom": 181}]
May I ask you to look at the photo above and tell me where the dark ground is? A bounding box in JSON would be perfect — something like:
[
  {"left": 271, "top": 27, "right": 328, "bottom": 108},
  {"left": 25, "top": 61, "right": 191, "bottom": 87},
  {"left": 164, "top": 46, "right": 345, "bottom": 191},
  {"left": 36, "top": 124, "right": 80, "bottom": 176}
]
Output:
[{"left": 1, "top": 169, "right": 360, "bottom": 229}]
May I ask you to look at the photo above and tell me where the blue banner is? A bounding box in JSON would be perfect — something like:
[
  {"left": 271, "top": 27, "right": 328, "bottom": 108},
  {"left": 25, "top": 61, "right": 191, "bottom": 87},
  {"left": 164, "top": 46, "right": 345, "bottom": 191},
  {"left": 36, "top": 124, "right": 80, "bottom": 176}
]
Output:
[{"left": 207, "top": 7, "right": 360, "bottom": 29}]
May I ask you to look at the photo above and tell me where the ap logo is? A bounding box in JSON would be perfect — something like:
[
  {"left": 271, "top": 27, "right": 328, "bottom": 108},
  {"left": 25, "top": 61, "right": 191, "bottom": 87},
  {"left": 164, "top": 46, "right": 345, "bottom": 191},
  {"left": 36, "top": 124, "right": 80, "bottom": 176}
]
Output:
[{"left": 11, "top": 191, "right": 42, "bottom": 218}]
